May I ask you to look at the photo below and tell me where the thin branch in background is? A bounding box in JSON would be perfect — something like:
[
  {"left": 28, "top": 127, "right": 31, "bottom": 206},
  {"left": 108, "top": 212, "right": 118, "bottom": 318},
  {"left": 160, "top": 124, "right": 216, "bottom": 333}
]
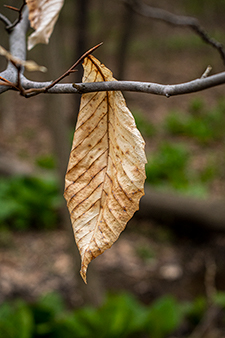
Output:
[
  {"left": 0, "top": 13, "right": 12, "bottom": 27},
  {"left": 188, "top": 253, "right": 218, "bottom": 338},
  {"left": 116, "top": 0, "right": 136, "bottom": 79},
  {"left": 125, "top": 0, "right": 225, "bottom": 66},
  {"left": 191, "top": 25, "right": 225, "bottom": 66},
  {"left": 4, "top": 0, "right": 26, "bottom": 32},
  {"left": 204, "top": 254, "right": 217, "bottom": 305}
]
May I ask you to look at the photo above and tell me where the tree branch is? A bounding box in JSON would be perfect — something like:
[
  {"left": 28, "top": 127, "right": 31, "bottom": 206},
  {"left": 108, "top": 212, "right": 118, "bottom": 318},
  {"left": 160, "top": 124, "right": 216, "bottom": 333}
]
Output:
[
  {"left": 0, "top": 6, "right": 29, "bottom": 93},
  {"left": 0, "top": 13, "right": 12, "bottom": 27},
  {"left": 4, "top": 0, "right": 27, "bottom": 32},
  {"left": 125, "top": 0, "right": 225, "bottom": 65},
  {"left": 1, "top": 3, "right": 225, "bottom": 99},
  {"left": 11, "top": 70, "right": 225, "bottom": 97},
  {"left": 72, "top": 72, "right": 225, "bottom": 96},
  {"left": 8, "top": 6, "right": 29, "bottom": 63}
]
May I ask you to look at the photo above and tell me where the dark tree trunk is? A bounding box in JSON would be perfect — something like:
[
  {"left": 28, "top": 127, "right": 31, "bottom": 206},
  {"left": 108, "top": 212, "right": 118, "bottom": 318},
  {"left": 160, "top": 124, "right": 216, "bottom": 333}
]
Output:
[{"left": 116, "top": 0, "right": 137, "bottom": 79}]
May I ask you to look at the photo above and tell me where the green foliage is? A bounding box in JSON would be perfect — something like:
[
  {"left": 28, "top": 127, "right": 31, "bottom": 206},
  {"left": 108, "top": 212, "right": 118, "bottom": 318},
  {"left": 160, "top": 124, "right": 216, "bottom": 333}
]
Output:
[
  {"left": 145, "top": 141, "right": 214, "bottom": 196},
  {"left": 0, "top": 300, "right": 33, "bottom": 338},
  {"left": 0, "top": 225, "right": 13, "bottom": 247},
  {"left": 96, "top": 293, "right": 147, "bottom": 337},
  {"left": 182, "top": 297, "right": 207, "bottom": 326},
  {"left": 130, "top": 32, "right": 202, "bottom": 59},
  {"left": 165, "top": 98, "right": 225, "bottom": 144},
  {"left": 2, "top": 291, "right": 225, "bottom": 338},
  {"left": 146, "top": 142, "right": 192, "bottom": 192},
  {"left": 163, "top": 34, "right": 202, "bottom": 52},
  {"left": 0, "top": 292, "right": 184, "bottom": 338},
  {"left": 0, "top": 176, "right": 62, "bottom": 231},
  {"left": 135, "top": 244, "right": 155, "bottom": 262},
  {"left": 146, "top": 142, "right": 189, "bottom": 186},
  {"left": 133, "top": 109, "right": 156, "bottom": 137},
  {"left": 184, "top": 0, "right": 225, "bottom": 16},
  {"left": 35, "top": 155, "right": 56, "bottom": 170},
  {"left": 56, "top": 293, "right": 147, "bottom": 338},
  {"left": 213, "top": 291, "right": 225, "bottom": 309},
  {"left": 144, "top": 97, "right": 224, "bottom": 196},
  {"left": 31, "top": 292, "right": 66, "bottom": 325},
  {"left": 145, "top": 296, "right": 183, "bottom": 338}
]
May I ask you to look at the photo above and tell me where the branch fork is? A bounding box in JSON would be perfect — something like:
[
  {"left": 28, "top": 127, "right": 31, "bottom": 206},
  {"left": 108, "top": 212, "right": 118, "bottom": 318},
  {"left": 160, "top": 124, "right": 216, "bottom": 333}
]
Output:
[
  {"left": 0, "top": 42, "right": 103, "bottom": 97},
  {"left": 0, "top": 2, "right": 225, "bottom": 100}
]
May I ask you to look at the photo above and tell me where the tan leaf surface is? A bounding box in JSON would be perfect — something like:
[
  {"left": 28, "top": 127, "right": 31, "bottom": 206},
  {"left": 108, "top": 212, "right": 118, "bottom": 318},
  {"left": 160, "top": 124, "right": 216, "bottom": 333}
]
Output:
[
  {"left": 26, "top": 0, "right": 64, "bottom": 50},
  {"left": 64, "top": 55, "right": 147, "bottom": 283}
]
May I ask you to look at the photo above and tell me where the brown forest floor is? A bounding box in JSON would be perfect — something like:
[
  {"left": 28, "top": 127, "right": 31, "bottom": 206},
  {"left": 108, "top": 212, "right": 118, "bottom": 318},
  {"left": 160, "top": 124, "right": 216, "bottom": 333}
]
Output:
[{"left": 1, "top": 225, "right": 225, "bottom": 307}]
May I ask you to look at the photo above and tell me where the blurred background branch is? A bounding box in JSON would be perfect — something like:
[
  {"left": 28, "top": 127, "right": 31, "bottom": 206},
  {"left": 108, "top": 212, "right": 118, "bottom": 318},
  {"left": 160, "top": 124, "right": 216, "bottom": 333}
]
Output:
[{"left": 124, "top": 0, "right": 225, "bottom": 65}]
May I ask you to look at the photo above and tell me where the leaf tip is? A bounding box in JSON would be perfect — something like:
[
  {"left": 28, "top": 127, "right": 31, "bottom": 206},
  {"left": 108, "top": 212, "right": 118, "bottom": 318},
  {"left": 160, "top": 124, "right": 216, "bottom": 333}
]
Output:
[{"left": 80, "top": 265, "right": 87, "bottom": 284}]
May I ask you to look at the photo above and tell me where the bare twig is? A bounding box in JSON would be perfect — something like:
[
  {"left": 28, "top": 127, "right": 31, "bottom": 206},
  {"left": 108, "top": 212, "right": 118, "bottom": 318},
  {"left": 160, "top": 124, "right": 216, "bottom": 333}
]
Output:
[
  {"left": 44, "top": 42, "right": 103, "bottom": 91},
  {"left": 201, "top": 65, "right": 212, "bottom": 78},
  {"left": 0, "top": 76, "right": 16, "bottom": 88},
  {"left": 191, "top": 25, "right": 225, "bottom": 65},
  {"left": 4, "top": 0, "right": 26, "bottom": 32},
  {"left": 125, "top": 0, "right": 225, "bottom": 65},
  {"left": 0, "top": 13, "right": 12, "bottom": 27},
  {"left": 8, "top": 42, "right": 104, "bottom": 97},
  {"left": 4, "top": 5, "right": 20, "bottom": 12}
]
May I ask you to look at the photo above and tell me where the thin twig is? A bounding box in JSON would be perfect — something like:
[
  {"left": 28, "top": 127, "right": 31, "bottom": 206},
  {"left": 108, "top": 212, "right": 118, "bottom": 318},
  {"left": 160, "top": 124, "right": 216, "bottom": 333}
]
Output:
[
  {"left": 0, "top": 42, "right": 103, "bottom": 97},
  {"left": 0, "top": 13, "right": 12, "bottom": 27},
  {"left": 14, "top": 42, "right": 104, "bottom": 97},
  {"left": 5, "top": 0, "right": 26, "bottom": 32},
  {"left": 45, "top": 42, "right": 103, "bottom": 91},
  {"left": 201, "top": 65, "right": 212, "bottom": 79},
  {"left": 0, "top": 81, "right": 10, "bottom": 86},
  {"left": 190, "top": 25, "right": 225, "bottom": 65},
  {"left": 4, "top": 5, "right": 20, "bottom": 12},
  {"left": 125, "top": 0, "right": 225, "bottom": 65},
  {"left": 0, "top": 75, "right": 19, "bottom": 90}
]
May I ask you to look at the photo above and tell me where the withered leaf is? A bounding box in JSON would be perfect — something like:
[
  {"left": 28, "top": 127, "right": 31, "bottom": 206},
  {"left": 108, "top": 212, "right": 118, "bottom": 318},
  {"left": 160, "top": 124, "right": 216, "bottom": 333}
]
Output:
[
  {"left": 26, "top": 0, "right": 64, "bottom": 50},
  {"left": 0, "top": 45, "right": 47, "bottom": 72},
  {"left": 64, "top": 55, "right": 147, "bottom": 283}
]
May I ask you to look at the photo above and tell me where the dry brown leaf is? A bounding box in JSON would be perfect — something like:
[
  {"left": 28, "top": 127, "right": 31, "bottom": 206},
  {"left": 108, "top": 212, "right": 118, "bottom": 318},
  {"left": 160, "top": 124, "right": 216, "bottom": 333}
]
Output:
[
  {"left": 0, "top": 45, "right": 47, "bottom": 72},
  {"left": 64, "top": 55, "right": 147, "bottom": 283},
  {"left": 26, "top": 0, "right": 64, "bottom": 50}
]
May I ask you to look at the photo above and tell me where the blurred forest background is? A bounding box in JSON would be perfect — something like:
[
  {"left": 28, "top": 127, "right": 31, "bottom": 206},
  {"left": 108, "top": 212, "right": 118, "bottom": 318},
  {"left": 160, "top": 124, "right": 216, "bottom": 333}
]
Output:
[{"left": 1, "top": 0, "right": 225, "bottom": 337}]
